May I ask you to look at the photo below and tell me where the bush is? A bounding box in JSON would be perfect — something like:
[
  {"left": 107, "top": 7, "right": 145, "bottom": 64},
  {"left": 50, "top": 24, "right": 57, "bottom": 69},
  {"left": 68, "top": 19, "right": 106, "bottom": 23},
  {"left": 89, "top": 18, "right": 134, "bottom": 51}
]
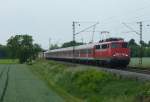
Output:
[
  {"left": 48, "top": 67, "right": 116, "bottom": 98},
  {"left": 72, "top": 69, "right": 112, "bottom": 93}
]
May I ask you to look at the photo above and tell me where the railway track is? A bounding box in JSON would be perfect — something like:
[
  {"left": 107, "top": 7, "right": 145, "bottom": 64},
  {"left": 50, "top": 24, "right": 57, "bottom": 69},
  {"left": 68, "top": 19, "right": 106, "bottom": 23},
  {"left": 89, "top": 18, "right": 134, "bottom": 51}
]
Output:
[
  {"left": 57, "top": 60, "right": 150, "bottom": 74},
  {"left": 0, "top": 65, "right": 10, "bottom": 102},
  {"left": 126, "top": 66, "right": 150, "bottom": 75}
]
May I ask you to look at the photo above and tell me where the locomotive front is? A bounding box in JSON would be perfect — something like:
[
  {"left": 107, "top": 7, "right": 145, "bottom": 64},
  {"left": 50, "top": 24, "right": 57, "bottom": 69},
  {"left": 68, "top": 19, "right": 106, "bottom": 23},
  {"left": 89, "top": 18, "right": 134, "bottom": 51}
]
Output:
[{"left": 110, "top": 41, "right": 130, "bottom": 67}]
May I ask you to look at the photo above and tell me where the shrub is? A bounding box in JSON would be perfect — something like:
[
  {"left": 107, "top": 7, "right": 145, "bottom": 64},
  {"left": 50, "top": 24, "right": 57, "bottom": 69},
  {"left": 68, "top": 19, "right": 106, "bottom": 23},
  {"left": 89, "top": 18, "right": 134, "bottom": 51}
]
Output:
[
  {"left": 51, "top": 68, "right": 116, "bottom": 98},
  {"left": 72, "top": 69, "right": 113, "bottom": 93}
]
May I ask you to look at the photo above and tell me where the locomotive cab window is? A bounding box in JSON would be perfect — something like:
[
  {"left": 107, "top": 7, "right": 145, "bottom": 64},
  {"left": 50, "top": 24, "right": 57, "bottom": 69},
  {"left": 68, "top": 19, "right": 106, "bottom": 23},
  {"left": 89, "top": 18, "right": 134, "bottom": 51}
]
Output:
[
  {"left": 111, "top": 43, "right": 128, "bottom": 48},
  {"left": 111, "top": 43, "right": 121, "bottom": 48},
  {"left": 95, "top": 45, "right": 101, "bottom": 49},
  {"left": 102, "top": 44, "right": 108, "bottom": 49},
  {"left": 111, "top": 43, "right": 117, "bottom": 48}
]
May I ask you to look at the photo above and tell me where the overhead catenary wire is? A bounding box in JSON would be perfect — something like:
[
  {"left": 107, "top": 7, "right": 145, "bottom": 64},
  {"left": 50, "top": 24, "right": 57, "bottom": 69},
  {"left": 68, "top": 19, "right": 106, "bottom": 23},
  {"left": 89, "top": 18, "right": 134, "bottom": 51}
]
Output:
[
  {"left": 122, "top": 23, "right": 139, "bottom": 35},
  {"left": 75, "top": 22, "right": 99, "bottom": 35}
]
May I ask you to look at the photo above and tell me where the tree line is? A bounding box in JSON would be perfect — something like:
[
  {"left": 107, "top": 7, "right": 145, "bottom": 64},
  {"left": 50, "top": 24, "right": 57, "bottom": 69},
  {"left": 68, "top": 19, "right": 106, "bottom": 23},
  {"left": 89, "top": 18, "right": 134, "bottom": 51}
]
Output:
[
  {"left": 49, "top": 41, "right": 84, "bottom": 50},
  {"left": 0, "top": 35, "right": 42, "bottom": 63},
  {"left": 128, "top": 39, "right": 150, "bottom": 57}
]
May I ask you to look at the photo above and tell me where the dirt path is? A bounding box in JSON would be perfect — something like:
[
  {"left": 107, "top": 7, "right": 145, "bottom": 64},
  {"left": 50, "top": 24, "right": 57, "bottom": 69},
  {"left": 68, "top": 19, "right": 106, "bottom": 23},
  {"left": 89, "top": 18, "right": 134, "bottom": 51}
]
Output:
[{"left": 0, "top": 64, "right": 64, "bottom": 102}]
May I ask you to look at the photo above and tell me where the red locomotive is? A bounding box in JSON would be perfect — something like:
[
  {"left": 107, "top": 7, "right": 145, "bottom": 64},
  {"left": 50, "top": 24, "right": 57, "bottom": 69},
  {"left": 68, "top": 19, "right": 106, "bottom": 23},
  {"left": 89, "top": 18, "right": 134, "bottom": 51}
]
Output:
[{"left": 45, "top": 38, "right": 130, "bottom": 67}]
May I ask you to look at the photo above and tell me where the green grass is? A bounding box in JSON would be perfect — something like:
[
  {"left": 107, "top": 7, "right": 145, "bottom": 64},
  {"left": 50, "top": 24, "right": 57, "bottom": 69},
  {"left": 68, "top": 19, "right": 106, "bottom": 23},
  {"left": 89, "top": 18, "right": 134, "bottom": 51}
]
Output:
[
  {"left": 0, "top": 59, "right": 19, "bottom": 64},
  {"left": 29, "top": 60, "right": 150, "bottom": 102},
  {"left": 29, "top": 60, "right": 82, "bottom": 102},
  {"left": 129, "top": 57, "right": 150, "bottom": 68}
]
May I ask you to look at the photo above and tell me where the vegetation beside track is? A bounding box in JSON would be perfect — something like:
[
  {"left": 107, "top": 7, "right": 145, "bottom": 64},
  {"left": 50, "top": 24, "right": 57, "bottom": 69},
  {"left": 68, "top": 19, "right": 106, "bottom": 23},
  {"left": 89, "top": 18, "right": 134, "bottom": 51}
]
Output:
[
  {"left": 129, "top": 57, "right": 150, "bottom": 69},
  {"left": 0, "top": 59, "right": 19, "bottom": 64},
  {"left": 29, "top": 60, "right": 150, "bottom": 102}
]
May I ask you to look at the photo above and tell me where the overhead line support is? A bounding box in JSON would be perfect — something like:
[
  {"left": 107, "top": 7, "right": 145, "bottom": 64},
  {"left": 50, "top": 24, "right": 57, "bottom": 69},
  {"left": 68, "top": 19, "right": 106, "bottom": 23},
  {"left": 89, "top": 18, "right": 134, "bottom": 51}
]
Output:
[{"left": 137, "top": 21, "right": 143, "bottom": 65}]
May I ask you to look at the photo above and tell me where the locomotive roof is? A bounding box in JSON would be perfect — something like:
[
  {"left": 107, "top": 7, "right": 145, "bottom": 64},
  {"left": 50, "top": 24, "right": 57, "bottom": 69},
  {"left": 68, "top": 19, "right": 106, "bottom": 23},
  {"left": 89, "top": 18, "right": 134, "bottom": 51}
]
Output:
[{"left": 45, "top": 40, "right": 125, "bottom": 53}]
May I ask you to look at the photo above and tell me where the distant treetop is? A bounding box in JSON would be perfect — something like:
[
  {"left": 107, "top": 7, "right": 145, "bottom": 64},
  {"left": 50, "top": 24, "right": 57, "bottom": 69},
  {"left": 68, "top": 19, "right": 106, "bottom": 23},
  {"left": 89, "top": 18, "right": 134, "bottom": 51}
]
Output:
[
  {"left": 61, "top": 41, "right": 84, "bottom": 48},
  {"left": 99, "top": 38, "right": 124, "bottom": 43}
]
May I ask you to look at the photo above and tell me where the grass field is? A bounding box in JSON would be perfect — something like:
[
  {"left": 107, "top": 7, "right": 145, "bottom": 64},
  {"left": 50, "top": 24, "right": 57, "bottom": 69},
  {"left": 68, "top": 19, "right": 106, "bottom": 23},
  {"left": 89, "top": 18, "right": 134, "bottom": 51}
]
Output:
[
  {"left": 30, "top": 60, "right": 150, "bottom": 102},
  {"left": 0, "top": 59, "right": 19, "bottom": 64},
  {"left": 129, "top": 57, "right": 150, "bottom": 68}
]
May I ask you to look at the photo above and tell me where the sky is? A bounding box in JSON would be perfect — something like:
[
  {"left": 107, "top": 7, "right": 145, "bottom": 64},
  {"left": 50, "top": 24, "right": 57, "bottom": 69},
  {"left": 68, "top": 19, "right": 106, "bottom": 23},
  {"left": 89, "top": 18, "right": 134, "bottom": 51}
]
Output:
[{"left": 0, "top": 0, "right": 150, "bottom": 49}]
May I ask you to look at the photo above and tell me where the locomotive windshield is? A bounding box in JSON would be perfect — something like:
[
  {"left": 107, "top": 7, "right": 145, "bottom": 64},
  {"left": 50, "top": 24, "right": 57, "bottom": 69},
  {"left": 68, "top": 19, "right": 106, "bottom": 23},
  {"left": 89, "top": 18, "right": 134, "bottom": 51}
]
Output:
[
  {"left": 122, "top": 42, "right": 128, "bottom": 48},
  {"left": 111, "top": 42, "right": 128, "bottom": 48},
  {"left": 95, "top": 44, "right": 109, "bottom": 49}
]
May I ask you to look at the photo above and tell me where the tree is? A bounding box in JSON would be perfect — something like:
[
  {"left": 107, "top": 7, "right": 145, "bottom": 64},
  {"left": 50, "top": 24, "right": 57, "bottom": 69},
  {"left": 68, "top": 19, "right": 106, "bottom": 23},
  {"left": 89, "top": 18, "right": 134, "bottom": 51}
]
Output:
[
  {"left": 128, "top": 39, "right": 139, "bottom": 57},
  {"left": 7, "top": 35, "right": 42, "bottom": 63},
  {"left": 7, "top": 35, "right": 22, "bottom": 59},
  {"left": 61, "top": 41, "right": 84, "bottom": 48},
  {"left": 32, "top": 43, "right": 42, "bottom": 59},
  {"left": 140, "top": 40, "right": 148, "bottom": 47},
  {"left": 148, "top": 41, "right": 150, "bottom": 47},
  {"left": 128, "top": 39, "right": 150, "bottom": 57},
  {"left": 0, "top": 45, "right": 11, "bottom": 58},
  {"left": 49, "top": 44, "right": 59, "bottom": 50},
  {"left": 128, "top": 39, "right": 137, "bottom": 46}
]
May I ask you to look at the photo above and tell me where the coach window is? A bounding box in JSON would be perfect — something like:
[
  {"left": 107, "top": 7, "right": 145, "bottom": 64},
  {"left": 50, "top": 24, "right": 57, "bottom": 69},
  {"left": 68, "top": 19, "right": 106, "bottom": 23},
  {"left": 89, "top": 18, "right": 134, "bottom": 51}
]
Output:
[
  {"left": 84, "top": 50, "right": 86, "bottom": 54},
  {"left": 102, "top": 44, "right": 108, "bottom": 49},
  {"left": 88, "top": 49, "right": 92, "bottom": 54},
  {"left": 68, "top": 51, "right": 71, "bottom": 56},
  {"left": 75, "top": 50, "right": 78, "bottom": 56},
  {"left": 80, "top": 50, "right": 83, "bottom": 54},
  {"left": 81, "top": 49, "right": 86, "bottom": 54},
  {"left": 95, "top": 45, "right": 100, "bottom": 49},
  {"left": 77, "top": 50, "right": 80, "bottom": 55}
]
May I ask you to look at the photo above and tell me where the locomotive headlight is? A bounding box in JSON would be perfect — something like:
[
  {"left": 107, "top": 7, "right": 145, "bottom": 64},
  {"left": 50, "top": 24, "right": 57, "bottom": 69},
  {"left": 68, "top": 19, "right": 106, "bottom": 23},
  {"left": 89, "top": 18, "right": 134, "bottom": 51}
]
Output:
[
  {"left": 122, "top": 53, "right": 128, "bottom": 56},
  {"left": 113, "top": 53, "right": 128, "bottom": 57},
  {"left": 113, "top": 54, "right": 116, "bottom": 56},
  {"left": 113, "top": 53, "right": 119, "bottom": 56}
]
